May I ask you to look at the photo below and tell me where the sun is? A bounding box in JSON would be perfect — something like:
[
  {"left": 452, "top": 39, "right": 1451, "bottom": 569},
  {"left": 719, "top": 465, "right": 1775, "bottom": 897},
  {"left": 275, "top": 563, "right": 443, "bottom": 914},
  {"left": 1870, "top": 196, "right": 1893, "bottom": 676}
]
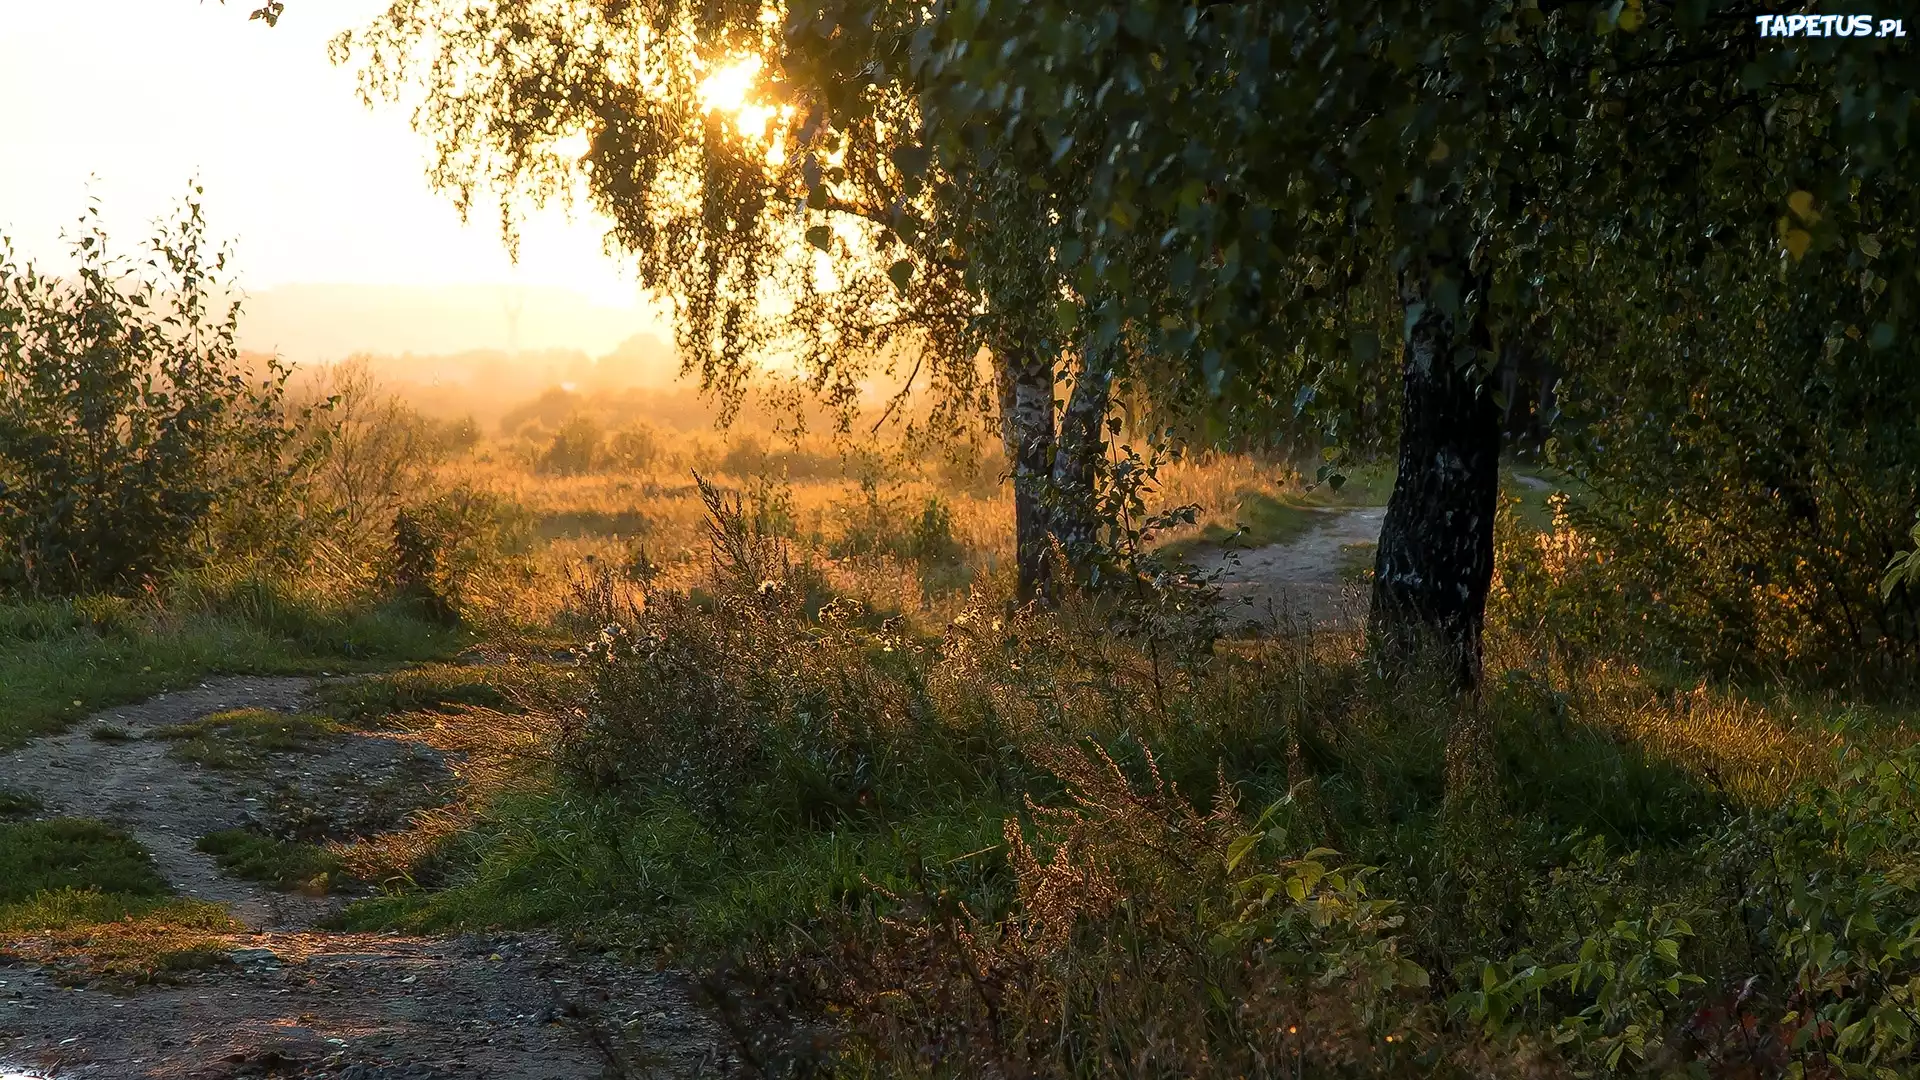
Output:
[
  {"left": 697, "top": 54, "right": 787, "bottom": 143},
  {"left": 698, "top": 54, "right": 761, "bottom": 114}
]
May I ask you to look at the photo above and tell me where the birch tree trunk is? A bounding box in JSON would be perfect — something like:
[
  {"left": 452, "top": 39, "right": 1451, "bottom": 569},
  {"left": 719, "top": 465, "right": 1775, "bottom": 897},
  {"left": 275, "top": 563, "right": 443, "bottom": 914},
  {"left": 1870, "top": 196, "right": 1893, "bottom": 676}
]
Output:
[
  {"left": 1002, "top": 345, "right": 1057, "bottom": 603},
  {"left": 1048, "top": 338, "right": 1116, "bottom": 571},
  {"left": 1369, "top": 261, "right": 1503, "bottom": 688}
]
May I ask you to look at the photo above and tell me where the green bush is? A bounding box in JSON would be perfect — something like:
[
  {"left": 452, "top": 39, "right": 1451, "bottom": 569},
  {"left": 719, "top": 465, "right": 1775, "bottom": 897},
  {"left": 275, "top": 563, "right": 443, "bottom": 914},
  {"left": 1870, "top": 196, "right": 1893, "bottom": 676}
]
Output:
[
  {"left": 1552, "top": 239, "right": 1920, "bottom": 672},
  {"left": 0, "top": 196, "right": 313, "bottom": 596}
]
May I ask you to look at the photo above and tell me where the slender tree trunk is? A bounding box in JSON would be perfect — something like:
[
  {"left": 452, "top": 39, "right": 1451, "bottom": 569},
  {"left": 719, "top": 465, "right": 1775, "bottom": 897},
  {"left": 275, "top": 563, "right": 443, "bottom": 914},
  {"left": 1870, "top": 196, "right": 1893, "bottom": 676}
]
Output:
[
  {"left": 996, "top": 357, "right": 1021, "bottom": 463},
  {"left": 1003, "top": 345, "right": 1057, "bottom": 603},
  {"left": 1048, "top": 339, "right": 1115, "bottom": 572},
  {"left": 1369, "top": 260, "right": 1503, "bottom": 689}
]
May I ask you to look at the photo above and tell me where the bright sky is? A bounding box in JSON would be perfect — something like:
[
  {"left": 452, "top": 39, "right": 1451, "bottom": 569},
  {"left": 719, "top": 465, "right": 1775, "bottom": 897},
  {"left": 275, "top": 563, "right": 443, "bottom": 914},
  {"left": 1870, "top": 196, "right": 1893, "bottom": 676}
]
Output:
[{"left": 0, "top": 0, "right": 647, "bottom": 309}]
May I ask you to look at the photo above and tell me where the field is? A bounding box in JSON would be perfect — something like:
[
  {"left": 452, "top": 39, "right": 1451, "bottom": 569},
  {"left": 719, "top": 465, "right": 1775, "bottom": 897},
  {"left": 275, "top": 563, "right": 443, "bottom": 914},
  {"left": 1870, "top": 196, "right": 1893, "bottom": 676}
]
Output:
[{"left": 4, "top": 366, "right": 1916, "bottom": 1077}]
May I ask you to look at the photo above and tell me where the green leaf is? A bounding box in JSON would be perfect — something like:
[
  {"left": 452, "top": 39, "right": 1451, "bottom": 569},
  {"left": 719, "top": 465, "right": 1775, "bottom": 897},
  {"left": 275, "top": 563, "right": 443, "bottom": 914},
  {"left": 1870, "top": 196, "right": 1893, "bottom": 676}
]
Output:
[
  {"left": 1784, "top": 229, "right": 1811, "bottom": 261},
  {"left": 1054, "top": 299, "right": 1078, "bottom": 334},
  {"left": 887, "top": 259, "right": 914, "bottom": 293},
  {"left": 1225, "top": 832, "right": 1260, "bottom": 872},
  {"left": 806, "top": 225, "right": 833, "bottom": 252}
]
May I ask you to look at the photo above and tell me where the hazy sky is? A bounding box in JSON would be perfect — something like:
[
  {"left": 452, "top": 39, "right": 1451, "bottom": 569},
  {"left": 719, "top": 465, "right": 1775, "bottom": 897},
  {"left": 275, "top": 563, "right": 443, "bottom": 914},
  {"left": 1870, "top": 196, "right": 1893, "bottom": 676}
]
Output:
[{"left": 0, "top": 0, "right": 653, "bottom": 313}]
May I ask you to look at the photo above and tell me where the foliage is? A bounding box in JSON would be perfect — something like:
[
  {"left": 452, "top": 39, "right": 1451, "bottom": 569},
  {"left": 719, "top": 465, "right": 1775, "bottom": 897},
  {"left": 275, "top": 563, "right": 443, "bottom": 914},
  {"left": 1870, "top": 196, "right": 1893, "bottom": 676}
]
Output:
[
  {"left": 300, "top": 356, "right": 447, "bottom": 567},
  {"left": 1883, "top": 515, "right": 1920, "bottom": 603},
  {"left": 536, "top": 413, "right": 602, "bottom": 476},
  {"left": 570, "top": 482, "right": 930, "bottom": 820},
  {"left": 831, "top": 479, "right": 964, "bottom": 568},
  {"left": 0, "top": 818, "right": 170, "bottom": 905},
  {"left": 1549, "top": 235, "right": 1920, "bottom": 670},
  {"left": 383, "top": 485, "right": 536, "bottom": 624},
  {"left": 196, "top": 827, "right": 344, "bottom": 892},
  {"left": 0, "top": 196, "right": 314, "bottom": 596},
  {"left": 1698, "top": 742, "right": 1920, "bottom": 1076}
]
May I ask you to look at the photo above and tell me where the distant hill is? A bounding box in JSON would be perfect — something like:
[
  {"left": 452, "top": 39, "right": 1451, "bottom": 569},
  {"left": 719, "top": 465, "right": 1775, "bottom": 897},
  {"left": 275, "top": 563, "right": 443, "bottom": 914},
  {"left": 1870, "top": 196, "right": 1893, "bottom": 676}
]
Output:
[{"left": 235, "top": 282, "right": 673, "bottom": 367}]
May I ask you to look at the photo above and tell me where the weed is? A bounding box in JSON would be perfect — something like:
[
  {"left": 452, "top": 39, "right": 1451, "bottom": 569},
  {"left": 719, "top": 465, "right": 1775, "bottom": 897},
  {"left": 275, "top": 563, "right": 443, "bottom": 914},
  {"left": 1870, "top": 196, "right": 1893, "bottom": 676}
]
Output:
[
  {"left": 89, "top": 724, "right": 135, "bottom": 742},
  {"left": 0, "top": 788, "right": 42, "bottom": 819},
  {"left": 197, "top": 828, "right": 345, "bottom": 892},
  {"left": 155, "top": 708, "right": 341, "bottom": 771}
]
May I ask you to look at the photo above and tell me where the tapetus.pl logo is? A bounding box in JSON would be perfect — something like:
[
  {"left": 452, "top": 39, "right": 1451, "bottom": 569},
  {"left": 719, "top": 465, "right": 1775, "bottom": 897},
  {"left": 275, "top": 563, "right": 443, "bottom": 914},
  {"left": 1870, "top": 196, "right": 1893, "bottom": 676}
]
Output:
[{"left": 1755, "top": 13, "right": 1907, "bottom": 37}]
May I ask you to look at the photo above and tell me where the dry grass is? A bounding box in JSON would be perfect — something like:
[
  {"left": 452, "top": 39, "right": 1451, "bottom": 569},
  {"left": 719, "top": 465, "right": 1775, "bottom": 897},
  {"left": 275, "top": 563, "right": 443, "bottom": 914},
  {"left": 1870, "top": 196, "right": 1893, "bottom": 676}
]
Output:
[
  {"left": 327, "top": 660, "right": 576, "bottom": 886},
  {"left": 1, "top": 892, "right": 245, "bottom": 985},
  {"left": 1576, "top": 671, "right": 1841, "bottom": 805}
]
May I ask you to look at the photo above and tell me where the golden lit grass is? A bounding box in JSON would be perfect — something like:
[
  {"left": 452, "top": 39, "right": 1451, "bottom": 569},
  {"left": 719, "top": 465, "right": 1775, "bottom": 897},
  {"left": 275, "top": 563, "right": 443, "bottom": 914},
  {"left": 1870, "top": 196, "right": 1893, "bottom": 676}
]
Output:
[
  {"left": 1588, "top": 676, "right": 1838, "bottom": 805},
  {"left": 0, "top": 890, "right": 244, "bottom": 984},
  {"left": 443, "top": 431, "right": 1890, "bottom": 820},
  {"left": 326, "top": 661, "right": 577, "bottom": 886}
]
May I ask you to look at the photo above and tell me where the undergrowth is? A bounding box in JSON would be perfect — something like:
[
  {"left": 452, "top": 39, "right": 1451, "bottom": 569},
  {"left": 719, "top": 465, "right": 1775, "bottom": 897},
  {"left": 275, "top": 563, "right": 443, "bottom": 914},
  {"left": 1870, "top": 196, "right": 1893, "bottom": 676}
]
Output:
[
  {"left": 0, "top": 818, "right": 242, "bottom": 984},
  {"left": 0, "top": 579, "right": 468, "bottom": 749}
]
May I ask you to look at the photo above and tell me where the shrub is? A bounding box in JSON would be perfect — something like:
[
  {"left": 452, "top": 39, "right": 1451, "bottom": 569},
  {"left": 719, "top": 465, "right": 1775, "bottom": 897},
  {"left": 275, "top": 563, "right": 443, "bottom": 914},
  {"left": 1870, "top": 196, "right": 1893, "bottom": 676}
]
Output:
[
  {"left": 382, "top": 485, "right": 534, "bottom": 622},
  {"left": 1554, "top": 240, "right": 1920, "bottom": 671},
  {"left": 831, "top": 480, "right": 963, "bottom": 568},
  {"left": 0, "top": 196, "right": 312, "bottom": 596},
  {"left": 537, "top": 413, "right": 602, "bottom": 475},
  {"left": 301, "top": 356, "right": 446, "bottom": 563},
  {"left": 571, "top": 477, "right": 906, "bottom": 819},
  {"left": 604, "top": 423, "right": 659, "bottom": 471}
]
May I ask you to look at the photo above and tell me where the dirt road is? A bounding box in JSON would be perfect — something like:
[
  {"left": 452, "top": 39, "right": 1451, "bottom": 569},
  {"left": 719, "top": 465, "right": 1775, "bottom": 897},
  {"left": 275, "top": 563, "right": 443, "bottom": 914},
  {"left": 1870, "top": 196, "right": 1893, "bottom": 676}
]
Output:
[
  {"left": 0, "top": 678, "right": 727, "bottom": 1079},
  {"left": 1192, "top": 505, "right": 1386, "bottom": 633}
]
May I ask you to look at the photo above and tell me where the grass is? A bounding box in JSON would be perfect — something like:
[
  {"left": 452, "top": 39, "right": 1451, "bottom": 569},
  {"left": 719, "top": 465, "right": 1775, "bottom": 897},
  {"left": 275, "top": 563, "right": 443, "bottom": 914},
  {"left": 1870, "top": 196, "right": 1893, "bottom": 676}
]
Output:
[
  {"left": 316, "top": 504, "right": 1920, "bottom": 1079},
  {"left": 197, "top": 828, "right": 346, "bottom": 892},
  {"left": 0, "top": 591, "right": 470, "bottom": 751},
  {"left": 1337, "top": 540, "right": 1377, "bottom": 586},
  {"left": 0, "top": 818, "right": 170, "bottom": 903},
  {"left": 0, "top": 889, "right": 243, "bottom": 984},
  {"left": 154, "top": 708, "right": 342, "bottom": 771},
  {"left": 0, "top": 819, "right": 244, "bottom": 984},
  {"left": 316, "top": 662, "right": 514, "bottom": 726},
  {"left": 0, "top": 788, "right": 43, "bottom": 818},
  {"left": 339, "top": 787, "right": 1011, "bottom": 960},
  {"left": 1504, "top": 463, "right": 1580, "bottom": 530},
  {"left": 1160, "top": 491, "right": 1332, "bottom": 561}
]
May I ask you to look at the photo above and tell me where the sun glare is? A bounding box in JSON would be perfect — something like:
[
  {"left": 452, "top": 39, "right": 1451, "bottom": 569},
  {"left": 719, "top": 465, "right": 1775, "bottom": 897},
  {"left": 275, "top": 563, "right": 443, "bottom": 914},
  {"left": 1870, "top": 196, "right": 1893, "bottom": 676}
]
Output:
[{"left": 697, "top": 54, "right": 788, "bottom": 145}]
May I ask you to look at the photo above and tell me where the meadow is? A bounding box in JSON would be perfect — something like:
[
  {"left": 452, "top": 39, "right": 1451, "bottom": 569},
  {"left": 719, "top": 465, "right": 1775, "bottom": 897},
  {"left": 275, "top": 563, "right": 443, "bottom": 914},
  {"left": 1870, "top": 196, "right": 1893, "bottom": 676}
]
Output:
[{"left": 3, "top": 351, "right": 1918, "bottom": 1077}]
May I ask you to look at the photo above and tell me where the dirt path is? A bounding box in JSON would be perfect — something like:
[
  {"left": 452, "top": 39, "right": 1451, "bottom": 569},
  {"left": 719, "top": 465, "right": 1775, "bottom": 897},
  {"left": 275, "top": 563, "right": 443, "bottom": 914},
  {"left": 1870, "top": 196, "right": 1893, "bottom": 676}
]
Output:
[
  {"left": 1193, "top": 505, "right": 1387, "bottom": 632},
  {"left": 0, "top": 677, "right": 729, "bottom": 1079}
]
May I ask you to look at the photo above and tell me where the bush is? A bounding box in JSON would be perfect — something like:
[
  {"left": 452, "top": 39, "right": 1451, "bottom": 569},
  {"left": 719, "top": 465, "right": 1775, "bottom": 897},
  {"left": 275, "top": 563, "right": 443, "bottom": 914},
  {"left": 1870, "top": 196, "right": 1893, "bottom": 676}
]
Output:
[
  {"left": 570, "top": 477, "right": 906, "bottom": 819},
  {"left": 300, "top": 356, "right": 446, "bottom": 562},
  {"left": 604, "top": 423, "right": 659, "bottom": 471},
  {"left": 537, "top": 413, "right": 602, "bottom": 475},
  {"left": 0, "top": 196, "right": 312, "bottom": 596},
  {"left": 383, "top": 485, "right": 535, "bottom": 623},
  {"left": 831, "top": 480, "right": 963, "bottom": 567},
  {"left": 1553, "top": 239, "right": 1920, "bottom": 672}
]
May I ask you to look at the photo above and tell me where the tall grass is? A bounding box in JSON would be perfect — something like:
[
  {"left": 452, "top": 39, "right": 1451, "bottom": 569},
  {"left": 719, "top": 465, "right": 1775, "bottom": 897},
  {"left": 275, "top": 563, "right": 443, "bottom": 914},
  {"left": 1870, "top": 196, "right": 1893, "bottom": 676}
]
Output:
[{"left": 335, "top": 467, "right": 1920, "bottom": 1077}]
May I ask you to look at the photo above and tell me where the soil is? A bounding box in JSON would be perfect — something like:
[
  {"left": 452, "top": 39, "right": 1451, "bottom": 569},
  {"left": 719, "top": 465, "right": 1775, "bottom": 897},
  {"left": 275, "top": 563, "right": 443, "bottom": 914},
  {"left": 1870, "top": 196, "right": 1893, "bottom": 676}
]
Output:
[
  {"left": 0, "top": 677, "right": 731, "bottom": 1079},
  {"left": 1193, "top": 505, "right": 1388, "bottom": 632}
]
